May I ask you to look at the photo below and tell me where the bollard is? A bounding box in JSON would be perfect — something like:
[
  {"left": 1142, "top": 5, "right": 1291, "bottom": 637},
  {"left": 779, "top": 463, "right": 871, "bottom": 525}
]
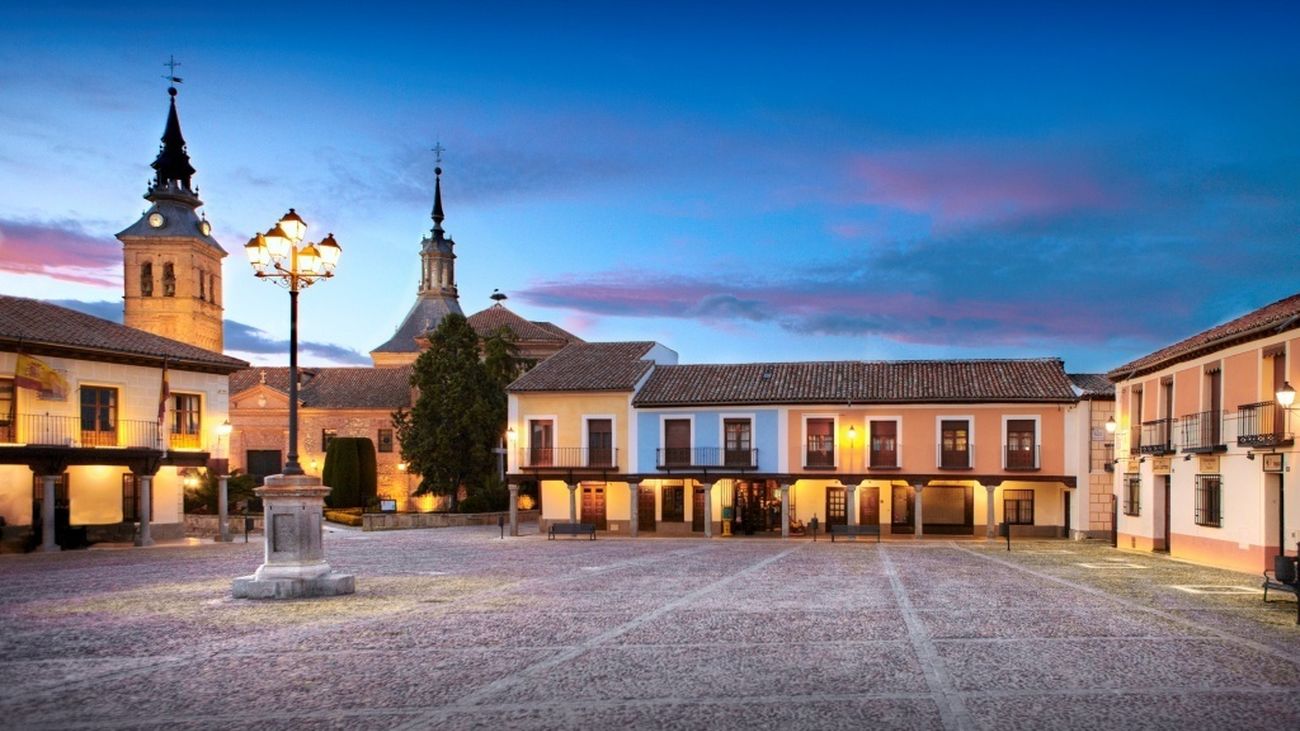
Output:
[
  {"left": 498, "top": 514, "right": 505, "bottom": 540},
  {"left": 809, "top": 515, "right": 819, "bottom": 542},
  {"left": 244, "top": 515, "right": 253, "bottom": 543},
  {"left": 999, "top": 521, "right": 1011, "bottom": 551}
]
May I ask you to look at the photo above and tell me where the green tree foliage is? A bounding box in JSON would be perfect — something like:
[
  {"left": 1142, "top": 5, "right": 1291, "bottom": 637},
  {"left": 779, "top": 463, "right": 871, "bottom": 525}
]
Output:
[
  {"left": 322, "top": 437, "right": 362, "bottom": 508},
  {"left": 393, "top": 313, "right": 503, "bottom": 510},
  {"left": 482, "top": 326, "right": 533, "bottom": 390},
  {"left": 184, "top": 470, "right": 257, "bottom": 514},
  {"left": 355, "top": 437, "right": 378, "bottom": 506}
]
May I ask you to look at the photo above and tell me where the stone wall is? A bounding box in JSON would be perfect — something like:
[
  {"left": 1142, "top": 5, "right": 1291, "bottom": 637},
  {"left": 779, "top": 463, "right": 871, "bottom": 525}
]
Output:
[
  {"left": 184, "top": 513, "right": 264, "bottom": 537},
  {"left": 362, "top": 510, "right": 539, "bottom": 532}
]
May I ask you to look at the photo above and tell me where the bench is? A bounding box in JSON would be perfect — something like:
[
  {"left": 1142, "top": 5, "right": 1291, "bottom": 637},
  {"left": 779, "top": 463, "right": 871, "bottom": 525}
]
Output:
[
  {"left": 548, "top": 522, "right": 596, "bottom": 540},
  {"left": 828, "top": 523, "right": 881, "bottom": 543},
  {"left": 1263, "top": 554, "right": 1300, "bottom": 624}
]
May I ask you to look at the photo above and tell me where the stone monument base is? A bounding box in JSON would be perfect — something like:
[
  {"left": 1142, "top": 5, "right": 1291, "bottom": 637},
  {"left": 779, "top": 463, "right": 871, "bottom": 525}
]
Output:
[{"left": 231, "top": 473, "right": 355, "bottom": 600}]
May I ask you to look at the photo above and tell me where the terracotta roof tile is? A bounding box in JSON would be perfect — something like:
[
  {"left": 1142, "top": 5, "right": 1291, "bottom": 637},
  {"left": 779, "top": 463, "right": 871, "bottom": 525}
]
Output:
[
  {"left": 633, "top": 359, "right": 1076, "bottom": 406},
  {"left": 466, "top": 304, "right": 582, "bottom": 343},
  {"left": 1068, "top": 373, "right": 1115, "bottom": 399},
  {"left": 1106, "top": 293, "right": 1300, "bottom": 380},
  {"left": 231, "top": 366, "right": 413, "bottom": 409},
  {"left": 0, "top": 296, "right": 247, "bottom": 372},
  {"left": 508, "top": 342, "right": 657, "bottom": 392}
]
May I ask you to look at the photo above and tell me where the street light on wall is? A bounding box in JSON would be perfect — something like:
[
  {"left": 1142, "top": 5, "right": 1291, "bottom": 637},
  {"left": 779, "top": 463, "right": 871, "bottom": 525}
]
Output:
[
  {"left": 1104, "top": 415, "right": 1117, "bottom": 434},
  {"left": 846, "top": 424, "right": 857, "bottom": 472}
]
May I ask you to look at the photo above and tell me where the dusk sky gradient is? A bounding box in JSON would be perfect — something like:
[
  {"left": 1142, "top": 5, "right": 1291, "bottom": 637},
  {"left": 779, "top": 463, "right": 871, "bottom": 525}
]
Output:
[{"left": 1, "top": 2, "right": 1297, "bottom": 371}]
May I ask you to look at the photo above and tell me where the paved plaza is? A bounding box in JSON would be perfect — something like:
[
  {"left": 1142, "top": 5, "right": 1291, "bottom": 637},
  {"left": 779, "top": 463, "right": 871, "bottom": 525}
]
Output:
[{"left": 1, "top": 528, "right": 1299, "bottom": 730}]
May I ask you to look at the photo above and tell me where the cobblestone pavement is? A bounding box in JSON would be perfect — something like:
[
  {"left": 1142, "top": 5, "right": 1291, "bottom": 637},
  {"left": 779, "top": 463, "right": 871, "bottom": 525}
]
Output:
[{"left": 1, "top": 528, "right": 1299, "bottom": 730}]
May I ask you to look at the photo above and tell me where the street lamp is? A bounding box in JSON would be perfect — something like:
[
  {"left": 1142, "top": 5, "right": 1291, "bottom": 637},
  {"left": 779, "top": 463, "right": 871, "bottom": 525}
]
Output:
[
  {"left": 1276, "top": 381, "right": 1296, "bottom": 562},
  {"left": 846, "top": 424, "right": 857, "bottom": 472},
  {"left": 216, "top": 419, "right": 233, "bottom": 543},
  {"left": 243, "top": 209, "right": 341, "bottom": 476},
  {"left": 233, "top": 209, "right": 352, "bottom": 599}
]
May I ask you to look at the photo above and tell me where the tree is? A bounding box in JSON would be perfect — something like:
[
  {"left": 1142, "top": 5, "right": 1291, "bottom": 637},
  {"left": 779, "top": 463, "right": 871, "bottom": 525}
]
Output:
[
  {"left": 184, "top": 470, "right": 257, "bottom": 514},
  {"left": 393, "top": 313, "right": 503, "bottom": 510},
  {"left": 322, "top": 437, "right": 378, "bottom": 509},
  {"left": 482, "top": 326, "right": 533, "bottom": 390}
]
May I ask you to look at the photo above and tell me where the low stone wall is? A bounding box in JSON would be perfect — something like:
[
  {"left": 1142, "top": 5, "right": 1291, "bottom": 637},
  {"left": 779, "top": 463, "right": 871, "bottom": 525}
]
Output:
[
  {"left": 362, "top": 510, "right": 539, "bottom": 532},
  {"left": 184, "top": 514, "right": 264, "bottom": 537}
]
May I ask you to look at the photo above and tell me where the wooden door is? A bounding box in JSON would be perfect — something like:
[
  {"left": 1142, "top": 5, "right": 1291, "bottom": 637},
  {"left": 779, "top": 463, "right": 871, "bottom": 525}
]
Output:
[
  {"left": 859, "top": 486, "right": 880, "bottom": 525},
  {"left": 1160, "top": 477, "right": 1170, "bottom": 551},
  {"left": 638, "top": 486, "right": 656, "bottom": 532},
  {"left": 869, "top": 420, "right": 896, "bottom": 467},
  {"left": 587, "top": 419, "right": 613, "bottom": 467},
  {"left": 665, "top": 419, "right": 691, "bottom": 466},
  {"left": 891, "top": 484, "right": 914, "bottom": 533},
  {"left": 581, "top": 484, "right": 606, "bottom": 530},
  {"left": 1006, "top": 419, "right": 1035, "bottom": 469},
  {"left": 825, "top": 486, "right": 847, "bottom": 526},
  {"left": 692, "top": 485, "right": 705, "bottom": 532},
  {"left": 1208, "top": 370, "right": 1222, "bottom": 444},
  {"left": 1063, "top": 490, "right": 1072, "bottom": 539}
]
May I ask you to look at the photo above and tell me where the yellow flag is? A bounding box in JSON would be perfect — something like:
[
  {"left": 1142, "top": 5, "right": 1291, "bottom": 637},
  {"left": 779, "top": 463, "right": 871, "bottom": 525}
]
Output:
[{"left": 15, "top": 354, "right": 69, "bottom": 401}]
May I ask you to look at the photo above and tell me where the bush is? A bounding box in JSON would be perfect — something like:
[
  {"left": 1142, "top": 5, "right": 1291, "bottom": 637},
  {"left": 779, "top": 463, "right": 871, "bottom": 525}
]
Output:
[
  {"left": 323, "top": 437, "right": 379, "bottom": 508},
  {"left": 458, "top": 476, "right": 509, "bottom": 513},
  {"left": 355, "top": 437, "right": 378, "bottom": 506},
  {"left": 185, "top": 470, "right": 257, "bottom": 514}
]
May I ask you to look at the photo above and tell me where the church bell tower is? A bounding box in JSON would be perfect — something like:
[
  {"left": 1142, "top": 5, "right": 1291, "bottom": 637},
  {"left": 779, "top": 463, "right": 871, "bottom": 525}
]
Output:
[{"left": 117, "top": 78, "right": 226, "bottom": 353}]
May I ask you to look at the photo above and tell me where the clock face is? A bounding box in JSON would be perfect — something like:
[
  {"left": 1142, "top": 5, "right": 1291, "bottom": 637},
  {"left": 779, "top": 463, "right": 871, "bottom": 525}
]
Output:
[
  {"left": 199, "top": 220, "right": 212, "bottom": 236},
  {"left": 148, "top": 212, "right": 165, "bottom": 228}
]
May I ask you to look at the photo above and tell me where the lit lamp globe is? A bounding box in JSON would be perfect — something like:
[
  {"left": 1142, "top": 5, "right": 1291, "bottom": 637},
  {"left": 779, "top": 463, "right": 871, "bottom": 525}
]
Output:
[
  {"left": 1104, "top": 415, "right": 1117, "bottom": 434},
  {"left": 1278, "top": 381, "right": 1296, "bottom": 409},
  {"left": 278, "top": 208, "right": 307, "bottom": 241}
]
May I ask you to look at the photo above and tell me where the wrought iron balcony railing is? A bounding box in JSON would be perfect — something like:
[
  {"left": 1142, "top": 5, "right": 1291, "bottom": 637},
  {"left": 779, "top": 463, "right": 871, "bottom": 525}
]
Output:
[
  {"left": 937, "top": 444, "right": 972, "bottom": 469},
  {"left": 518, "top": 447, "right": 619, "bottom": 469},
  {"left": 1004, "top": 444, "right": 1040, "bottom": 471},
  {"left": 1178, "top": 410, "right": 1224, "bottom": 452},
  {"left": 0, "top": 414, "right": 161, "bottom": 449},
  {"left": 1139, "top": 418, "right": 1174, "bottom": 455},
  {"left": 1237, "top": 401, "right": 1293, "bottom": 447},
  {"left": 657, "top": 447, "right": 758, "bottom": 469}
]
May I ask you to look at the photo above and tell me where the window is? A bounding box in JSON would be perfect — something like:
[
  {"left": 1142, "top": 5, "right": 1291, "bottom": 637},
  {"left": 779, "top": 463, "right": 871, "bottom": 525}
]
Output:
[
  {"left": 246, "top": 450, "right": 282, "bottom": 487},
  {"left": 377, "top": 428, "right": 394, "bottom": 453},
  {"left": 162, "top": 263, "right": 176, "bottom": 297},
  {"left": 869, "top": 420, "right": 897, "bottom": 467},
  {"left": 1194, "top": 475, "right": 1222, "bottom": 527},
  {"left": 321, "top": 429, "right": 338, "bottom": 453},
  {"left": 121, "top": 474, "right": 155, "bottom": 522},
  {"left": 661, "top": 485, "right": 685, "bottom": 522},
  {"left": 587, "top": 418, "right": 613, "bottom": 466},
  {"left": 1003, "top": 489, "right": 1034, "bottom": 524},
  {"left": 940, "top": 420, "right": 970, "bottom": 468},
  {"left": 528, "top": 419, "right": 554, "bottom": 466},
  {"left": 724, "top": 418, "right": 752, "bottom": 466},
  {"left": 1131, "top": 388, "right": 1143, "bottom": 454},
  {"left": 171, "top": 393, "right": 201, "bottom": 449},
  {"left": 663, "top": 418, "right": 691, "bottom": 466},
  {"left": 1006, "top": 419, "right": 1036, "bottom": 469},
  {"left": 198, "top": 270, "right": 206, "bottom": 301},
  {"left": 140, "top": 262, "right": 153, "bottom": 297},
  {"left": 1123, "top": 474, "right": 1141, "bottom": 516},
  {"left": 805, "top": 418, "right": 834, "bottom": 467},
  {"left": 80, "top": 386, "right": 117, "bottom": 446},
  {"left": 0, "top": 377, "right": 13, "bottom": 442}
]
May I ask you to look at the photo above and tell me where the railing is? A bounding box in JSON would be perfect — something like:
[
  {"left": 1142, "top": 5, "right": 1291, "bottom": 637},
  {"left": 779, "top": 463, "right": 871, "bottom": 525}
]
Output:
[
  {"left": 1178, "top": 410, "right": 1223, "bottom": 451},
  {"left": 869, "top": 451, "right": 898, "bottom": 468},
  {"left": 1004, "top": 444, "right": 1040, "bottom": 470},
  {"left": 518, "top": 447, "right": 619, "bottom": 468},
  {"left": 1139, "top": 418, "right": 1173, "bottom": 454},
  {"left": 805, "top": 436, "right": 835, "bottom": 468},
  {"left": 1237, "top": 401, "right": 1293, "bottom": 447},
  {"left": 0, "top": 414, "right": 161, "bottom": 449},
  {"left": 657, "top": 447, "right": 758, "bottom": 469},
  {"left": 937, "top": 444, "right": 972, "bottom": 469}
]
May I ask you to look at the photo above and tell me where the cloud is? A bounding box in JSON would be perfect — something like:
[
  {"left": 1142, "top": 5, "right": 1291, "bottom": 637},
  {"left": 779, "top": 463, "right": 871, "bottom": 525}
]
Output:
[
  {"left": 0, "top": 218, "right": 122, "bottom": 286},
  {"left": 45, "top": 300, "right": 370, "bottom": 365}
]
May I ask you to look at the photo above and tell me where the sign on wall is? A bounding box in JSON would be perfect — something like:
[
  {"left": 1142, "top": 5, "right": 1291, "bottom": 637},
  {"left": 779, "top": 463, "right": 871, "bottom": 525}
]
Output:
[
  {"left": 1151, "top": 456, "right": 1172, "bottom": 475},
  {"left": 1262, "top": 453, "right": 1284, "bottom": 473},
  {"left": 1198, "top": 455, "right": 1221, "bottom": 474}
]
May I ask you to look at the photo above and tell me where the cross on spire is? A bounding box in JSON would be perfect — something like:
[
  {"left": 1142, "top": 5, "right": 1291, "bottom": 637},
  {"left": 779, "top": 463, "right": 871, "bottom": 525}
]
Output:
[
  {"left": 162, "top": 55, "right": 183, "bottom": 86},
  {"left": 432, "top": 141, "right": 445, "bottom": 165}
]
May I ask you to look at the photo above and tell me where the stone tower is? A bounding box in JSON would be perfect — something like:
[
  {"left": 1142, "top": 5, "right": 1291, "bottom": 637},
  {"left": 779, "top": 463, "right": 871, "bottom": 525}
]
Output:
[
  {"left": 370, "top": 163, "right": 464, "bottom": 367},
  {"left": 117, "top": 84, "right": 226, "bottom": 353}
]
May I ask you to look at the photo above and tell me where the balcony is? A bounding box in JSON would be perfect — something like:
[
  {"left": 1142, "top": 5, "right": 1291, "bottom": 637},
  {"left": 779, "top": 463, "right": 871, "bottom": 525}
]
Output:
[
  {"left": 1178, "top": 410, "right": 1225, "bottom": 453},
  {"left": 657, "top": 447, "right": 758, "bottom": 470},
  {"left": 1237, "top": 401, "right": 1294, "bottom": 448},
  {"left": 1139, "top": 418, "right": 1173, "bottom": 455},
  {"left": 868, "top": 451, "right": 899, "bottom": 469},
  {"left": 519, "top": 447, "right": 619, "bottom": 469},
  {"left": 937, "top": 444, "right": 972, "bottom": 470},
  {"left": 1004, "top": 444, "right": 1040, "bottom": 471},
  {"left": 169, "top": 432, "right": 203, "bottom": 450},
  {"left": 0, "top": 414, "right": 160, "bottom": 449}
]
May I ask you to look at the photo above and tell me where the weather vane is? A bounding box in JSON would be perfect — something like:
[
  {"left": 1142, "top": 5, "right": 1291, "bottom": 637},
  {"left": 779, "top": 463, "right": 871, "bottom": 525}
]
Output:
[
  {"left": 432, "top": 141, "right": 445, "bottom": 165},
  {"left": 163, "top": 55, "right": 183, "bottom": 86}
]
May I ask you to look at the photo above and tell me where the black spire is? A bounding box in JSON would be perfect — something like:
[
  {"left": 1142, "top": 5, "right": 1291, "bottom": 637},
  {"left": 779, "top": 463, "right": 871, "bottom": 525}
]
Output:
[
  {"left": 149, "top": 86, "right": 196, "bottom": 197},
  {"left": 431, "top": 166, "right": 444, "bottom": 235}
]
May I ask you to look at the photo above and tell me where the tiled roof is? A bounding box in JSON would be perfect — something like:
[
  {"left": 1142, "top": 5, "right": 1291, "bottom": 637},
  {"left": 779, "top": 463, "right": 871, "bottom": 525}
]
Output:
[
  {"left": 1106, "top": 293, "right": 1300, "bottom": 381},
  {"left": 634, "top": 359, "right": 1077, "bottom": 406},
  {"left": 508, "top": 342, "right": 657, "bottom": 392},
  {"left": 231, "top": 366, "right": 413, "bottom": 409},
  {"left": 0, "top": 296, "right": 247, "bottom": 372},
  {"left": 466, "top": 304, "right": 582, "bottom": 344},
  {"left": 1069, "top": 373, "right": 1115, "bottom": 399},
  {"left": 371, "top": 295, "right": 464, "bottom": 354}
]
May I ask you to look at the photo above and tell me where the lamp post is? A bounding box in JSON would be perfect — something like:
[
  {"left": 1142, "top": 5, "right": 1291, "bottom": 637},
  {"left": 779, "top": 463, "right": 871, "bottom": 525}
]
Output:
[
  {"left": 1277, "top": 381, "right": 1295, "bottom": 560},
  {"left": 216, "top": 419, "right": 232, "bottom": 542},
  {"left": 232, "top": 209, "right": 353, "bottom": 599}
]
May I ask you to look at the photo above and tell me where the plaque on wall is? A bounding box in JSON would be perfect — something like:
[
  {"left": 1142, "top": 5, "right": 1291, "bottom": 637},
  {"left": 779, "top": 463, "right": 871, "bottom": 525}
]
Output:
[
  {"left": 1262, "top": 453, "right": 1284, "bottom": 473},
  {"left": 1197, "top": 455, "right": 1221, "bottom": 474},
  {"left": 1126, "top": 458, "right": 1141, "bottom": 473},
  {"left": 1151, "top": 456, "right": 1172, "bottom": 475}
]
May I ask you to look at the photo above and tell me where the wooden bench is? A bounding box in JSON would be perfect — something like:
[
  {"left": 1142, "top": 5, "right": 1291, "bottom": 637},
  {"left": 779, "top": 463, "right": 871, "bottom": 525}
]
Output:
[
  {"left": 548, "top": 522, "right": 596, "bottom": 540},
  {"left": 828, "top": 523, "right": 881, "bottom": 543},
  {"left": 1263, "top": 554, "right": 1300, "bottom": 624}
]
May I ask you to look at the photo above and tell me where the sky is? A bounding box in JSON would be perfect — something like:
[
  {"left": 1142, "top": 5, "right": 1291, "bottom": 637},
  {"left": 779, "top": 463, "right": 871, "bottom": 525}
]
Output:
[{"left": 0, "top": 1, "right": 1297, "bottom": 372}]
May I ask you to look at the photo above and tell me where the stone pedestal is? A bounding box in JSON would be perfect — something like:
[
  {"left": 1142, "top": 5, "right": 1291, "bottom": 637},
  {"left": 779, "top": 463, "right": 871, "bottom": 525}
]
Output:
[{"left": 232, "top": 474, "right": 354, "bottom": 599}]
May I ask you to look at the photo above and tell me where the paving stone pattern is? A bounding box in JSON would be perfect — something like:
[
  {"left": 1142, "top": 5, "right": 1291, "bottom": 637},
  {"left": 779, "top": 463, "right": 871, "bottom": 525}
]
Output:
[{"left": 1, "top": 529, "right": 1298, "bottom": 730}]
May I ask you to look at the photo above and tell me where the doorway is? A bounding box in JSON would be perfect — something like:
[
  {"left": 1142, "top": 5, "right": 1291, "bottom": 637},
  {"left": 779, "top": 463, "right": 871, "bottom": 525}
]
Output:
[
  {"left": 1158, "top": 476, "right": 1170, "bottom": 552},
  {"left": 581, "top": 484, "right": 606, "bottom": 530},
  {"left": 891, "top": 484, "right": 914, "bottom": 534},
  {"left": 859, "top": 486, "right": 880, "bottom": 526},
  {"left": 923, "top": 485, "right": 974, "bottom": 535},
  {"left": 638, "top": 485, "right": 656, "bottom": 532},
  {"left": 732, "top": 480, "right": 780, "bottom": 534},
  {"left": 245, "top": 450, "right": 282, "bottom": 486},
  {"left": 1063, "top": 490, "right": 1072, "bottom": 539},
  {"left": 825, "top": 486, "right": 847, "bottom": 527},
  {"left": 692, "top": 485, "right": 706, "bottom": 532}
]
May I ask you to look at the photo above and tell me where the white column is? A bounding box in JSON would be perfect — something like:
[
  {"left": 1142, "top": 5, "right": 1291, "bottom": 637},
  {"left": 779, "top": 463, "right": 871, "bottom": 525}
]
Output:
[
  {"left": 846, "top": 482, "right": 858, "bottom": 526},
  {"left": 983, "top": 482, "right": 997, "bottom": 539},
  {"left": 40, "top": 474, "right": 59, "bottom": 553},
  {"left": 567, "top": 482, "right": 578, "bottom": 524},
  {"left": 508, "top": 483, "right": 520, "bottom": 537},
  {"left": 136, "top": 474, "right": 154, "bottom": 547},
  {"left": 780, "top": 483, "right": 791, "bottom": 539},
  {"left": 913, "top": 483, "right": 925, "bottom": 539},
  {"left": 627, "top": 481, "right": 641, "bottom": 537},
  {"left": 218, "top": 475, "right": 231, "bottom": 542},
  {"left": 702, "top": 481, "right": 715, "bottom": 538}
]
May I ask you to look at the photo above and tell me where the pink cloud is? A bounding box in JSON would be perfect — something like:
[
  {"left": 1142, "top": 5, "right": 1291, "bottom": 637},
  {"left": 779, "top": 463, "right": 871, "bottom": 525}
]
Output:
[{"left": 0, "top": 218, "right": 121, "bottom": 286}]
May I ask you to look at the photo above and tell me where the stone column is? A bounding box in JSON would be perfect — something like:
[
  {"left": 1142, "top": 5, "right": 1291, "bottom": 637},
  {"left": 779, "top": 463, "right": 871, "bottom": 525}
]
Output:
[
  {"left": 913, "top": 483, "right": 925, "bottom": 539},
  {"left": 701, "top": 481, "right": 715, "bottom": 538},
  {"left": 135, "top": 474, "right": 154, "bottom": 547},
  {"left": 627, "top": 480, "right": 641, "bottom": 537},
  {"left": 508, "top": 482, "right": 520, "bottom": 537},
  {"left": 983, "top": 482, "right": 997, "bottom": 540},
  {"left": 40, "top": 474, "right": 59, "bottom": 553},
  {"left": 567, "top": 482, "right": 578, "bottom": 524},
  {"left": 846, "top": 482, "right": 858, "bottom": 526},
  {"left": 218, "top": 475, "right": 231, "bottom": 543},
  {"left": 780, "top": 483, "right": 791, "bottom": 538}
]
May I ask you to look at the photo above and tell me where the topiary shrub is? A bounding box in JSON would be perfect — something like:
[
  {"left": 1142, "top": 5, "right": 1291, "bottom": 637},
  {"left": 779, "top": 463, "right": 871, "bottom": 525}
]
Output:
[
  {"left": 323, "top": 438, "right": 362, "bottom": 508},
  {"left": 355, "top": 437, "right": 378, "bottom": 507}
]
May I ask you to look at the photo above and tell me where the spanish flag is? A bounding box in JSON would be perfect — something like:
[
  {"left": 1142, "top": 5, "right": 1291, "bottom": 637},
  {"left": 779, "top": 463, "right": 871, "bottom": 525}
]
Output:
[{"left": 15, "top": 354, "right": 68, "bottom": 401}]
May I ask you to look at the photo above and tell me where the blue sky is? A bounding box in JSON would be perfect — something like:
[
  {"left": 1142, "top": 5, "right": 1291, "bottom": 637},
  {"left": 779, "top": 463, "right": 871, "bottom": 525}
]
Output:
[{"left": 1, "top": 2, "right": 1297, "bottom": 371}]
